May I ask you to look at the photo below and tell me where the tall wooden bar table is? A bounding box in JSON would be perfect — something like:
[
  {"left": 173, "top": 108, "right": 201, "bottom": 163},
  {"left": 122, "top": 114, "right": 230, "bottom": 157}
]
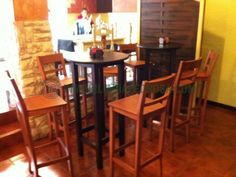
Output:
[
  {"left": 66, "top": 51, "right": 129, "bottom": 169},
  {"left": 138, "top": 43, "right": 180, "bottom": 80}
]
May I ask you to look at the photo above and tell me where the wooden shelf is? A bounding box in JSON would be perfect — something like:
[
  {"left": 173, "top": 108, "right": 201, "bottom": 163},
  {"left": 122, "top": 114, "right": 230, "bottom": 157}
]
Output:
[{"left": 0, "top": 121, "right": 21, "bottom": 139}]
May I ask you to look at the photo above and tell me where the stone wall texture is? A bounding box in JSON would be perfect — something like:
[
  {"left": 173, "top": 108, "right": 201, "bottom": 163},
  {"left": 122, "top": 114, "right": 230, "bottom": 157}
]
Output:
[{"left": 15, "top": 20, "right": 53, "bottom": 139}]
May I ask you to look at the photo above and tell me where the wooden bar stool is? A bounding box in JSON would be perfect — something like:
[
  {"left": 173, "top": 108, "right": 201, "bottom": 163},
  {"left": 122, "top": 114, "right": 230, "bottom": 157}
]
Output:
[
  {"left": 109, "top": 74, "right": 175, "bottom": 177},
  {"left": 103, "top": 43, "right": 145, "bottom": 97},
  {"left": 103, "top": 44, "right": 145, "bottom": 90},
  {"left": 9, "top": 78, "right": 73, "bottom": 177},
  {"left": 37, "top": 53, "right": 88, "bottom": 124},
  {"left": 120, "top": 43, "right": 145, "bottom": 86},
  {"left": 167, "top": 59, "right": 202, "bottom": 152},
  {"left": 193, "top": 50, "right": 218, "bottom": 134}
]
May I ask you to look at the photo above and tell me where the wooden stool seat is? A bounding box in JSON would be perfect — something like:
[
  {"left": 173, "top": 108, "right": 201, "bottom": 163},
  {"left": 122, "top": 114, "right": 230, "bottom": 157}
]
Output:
[
  {"left": 8, "top": 78, "right": 73, "bottom": 177},
  {"left": 109, "top": 94, "right": 165, "bottom": 119},
  {"left": 24, "top": 93, "right": 67, "bottom": 114},
  {"left": 125, "top": 60, "right": 145, "bottom": 68},
  {"left": 109, "top": 74, "right": 175, "bottom": 177},
  {"left": 179, "top": 79, "right": 195, "bottom": 87},
  {"left": 103, "top": 67, "right": 118, "bottom": 77},
  {"left": 196, "top": 70, "right": 208, "bottom": 80}
]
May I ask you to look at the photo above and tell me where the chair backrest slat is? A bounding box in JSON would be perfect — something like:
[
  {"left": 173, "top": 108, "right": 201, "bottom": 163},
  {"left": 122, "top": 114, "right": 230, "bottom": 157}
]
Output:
[
  {"left": 144, "top": 94, "right": 169, "bottom": 107},
  {"left": 37, "top": 53, "right": 67, "bottom": 81},
  {"left": 137, "top": 73, "right": 176, "bottom": 117},
  {"left": 203, "top": 50, "right": 219, "bottom": 76},
  {"left": 175, "top": 59, "right": 202, "bottom": 87}
]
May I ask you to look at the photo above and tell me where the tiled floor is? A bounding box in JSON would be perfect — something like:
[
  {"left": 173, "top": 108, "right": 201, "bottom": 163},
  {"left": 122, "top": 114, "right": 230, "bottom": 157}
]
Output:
[{"left": 0, "top": 105, "right": 236, "bottom": 177}]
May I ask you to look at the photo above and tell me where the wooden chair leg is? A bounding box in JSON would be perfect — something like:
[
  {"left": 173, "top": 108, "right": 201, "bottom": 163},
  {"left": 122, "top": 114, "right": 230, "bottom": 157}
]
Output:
[
  {"left": 159, "top": 155, "right": 163, "bottom": 177},
  {"left": 186, "top": 88, "right": 194, "bottom": 143},
  {"left": 185, "top": 124, "right": 190, "bottom": 143},
  {"left": 53, "top": 112, "right": 63, "bottom": 156},
  {"left": 28, "top": 159, "right": 33, "bottom": 174},
  {"left": 60, "top": 87, "right": 65, "bottom": 100},
  {"left": 134, "top": 119, "right": 142, "bottom": 177},
  {"left": 170, "top": 128, "right": 175, "bottom": 152},
  {"left": 133, "top": 67, "right": 137, "bottom": 86},
  {"left": 33, "top": 162, "right": 39, "bottom": 177},
  {"left": 47, "top": 113, "right": 54, "bottom": 140},
  {"left": 176, "top": 91, "right": 182, "bottom": 115},
  {"left": 109, "top": 107, "right": 115, "bottom": 177},
  {"left": 65, "top": 88, "right": 71, "bottom": 112},
  {"left": 61, "top": 107, "right": 73, "bottom": 177},
  {"left": 149, "top": 117, "right": 154, "bottom": 141},
  {"left": 170, "top": 90, "right": 179, "bottom": 152},
  {"left": 197, "top": 81, "right": 204, "bottom": 116},
  {"left": 82, "top": 81, "right": 88, "bottom": 122},
  {"left": 200, "top": 80, "right": 209, "bottom": 134}
]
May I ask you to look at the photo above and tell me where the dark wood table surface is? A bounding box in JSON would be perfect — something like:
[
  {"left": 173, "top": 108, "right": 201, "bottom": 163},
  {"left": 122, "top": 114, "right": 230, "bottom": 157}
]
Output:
[
  {"left": 138, "top": 43, "right": 181, "bottom": 80},
  {"left": 66, "top": 50, "right": 129, "bottom": 169}
]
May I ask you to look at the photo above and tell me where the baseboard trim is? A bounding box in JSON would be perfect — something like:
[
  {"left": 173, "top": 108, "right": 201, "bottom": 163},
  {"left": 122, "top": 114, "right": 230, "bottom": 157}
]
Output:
[{"left": 207, "top": 101, "right": 236, "bottom": 112}]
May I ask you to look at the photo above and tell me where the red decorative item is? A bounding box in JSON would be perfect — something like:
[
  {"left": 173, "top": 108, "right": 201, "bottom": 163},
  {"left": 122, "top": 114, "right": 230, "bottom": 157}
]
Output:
[{"left": 90, "top": 47, "right": 104, "bottom": 59}]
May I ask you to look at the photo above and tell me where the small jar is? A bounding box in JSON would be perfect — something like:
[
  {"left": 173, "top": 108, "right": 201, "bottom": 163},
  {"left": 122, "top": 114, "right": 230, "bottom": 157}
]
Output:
[
  {"left": 159, "top": 37, "right": 164, "bottom": 45},
  {"left": 164, "top": 37, "right": 170, "bottom": 44}
]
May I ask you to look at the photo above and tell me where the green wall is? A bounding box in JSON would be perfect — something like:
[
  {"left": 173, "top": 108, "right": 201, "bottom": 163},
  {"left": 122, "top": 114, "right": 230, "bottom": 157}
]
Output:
[{"left": 202, "top": 0, "right": 236, "bottom": 107}]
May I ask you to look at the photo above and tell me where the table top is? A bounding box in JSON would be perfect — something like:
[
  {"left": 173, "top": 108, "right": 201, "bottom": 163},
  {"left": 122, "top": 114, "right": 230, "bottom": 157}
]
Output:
[
  {"left": 138, "top": 43, "right": 181, "bottom": 50},
  {"left": 65, "top": 50, "right": 129, "bottom": 65}
]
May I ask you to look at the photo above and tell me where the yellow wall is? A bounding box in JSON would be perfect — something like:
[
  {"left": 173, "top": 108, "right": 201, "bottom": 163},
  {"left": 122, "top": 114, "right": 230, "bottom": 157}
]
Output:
[{"left": 202, "top": 0, "right": 236, "bottom": 107}]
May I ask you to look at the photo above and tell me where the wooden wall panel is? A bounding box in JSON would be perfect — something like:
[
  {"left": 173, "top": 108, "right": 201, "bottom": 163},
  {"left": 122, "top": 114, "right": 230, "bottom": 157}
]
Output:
[
  {"left": 140, "top": 0, "right": 200, "bottom": 77},
  {"left": 14, "top": 0, "right": 48, "bottom": 21},
  {"left": 97, "top": 0, "right": 112, "bottom": 12}
]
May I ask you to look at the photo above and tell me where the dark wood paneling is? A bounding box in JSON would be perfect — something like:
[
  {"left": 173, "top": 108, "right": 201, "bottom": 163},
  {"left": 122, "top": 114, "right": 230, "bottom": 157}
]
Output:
[
  {"left": 140, "top": 0, "right": 199, "bottom": 77},
  {"left": 97, "top": 0, "right": 112, "bottom": 12}
]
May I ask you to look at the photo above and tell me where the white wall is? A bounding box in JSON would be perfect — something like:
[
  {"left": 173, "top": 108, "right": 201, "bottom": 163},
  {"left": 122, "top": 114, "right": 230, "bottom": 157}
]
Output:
[
  {"left": 0, "top": 0, "right": 19, "bottom": 111},
  {"left": 0, "top": 0, "right": 18, "bottom": 72}
]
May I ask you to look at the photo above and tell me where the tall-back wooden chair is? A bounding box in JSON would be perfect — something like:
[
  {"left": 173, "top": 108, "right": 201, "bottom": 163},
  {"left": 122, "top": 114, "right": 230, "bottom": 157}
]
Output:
[
  {"left": 194, "top": 50, "right": 218, "bottom": 133},
  {"left": 37, "top": 53, "right": 88, "bottom": 123},
  {"left": 168, "top": 59, "right": 202, "bottom": 152},
  {"left": 109, "top": 74, "right": 175, "bottom": 177},
  {"left": 9, "top": 78, "right": 73, "bottom": 177}
]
